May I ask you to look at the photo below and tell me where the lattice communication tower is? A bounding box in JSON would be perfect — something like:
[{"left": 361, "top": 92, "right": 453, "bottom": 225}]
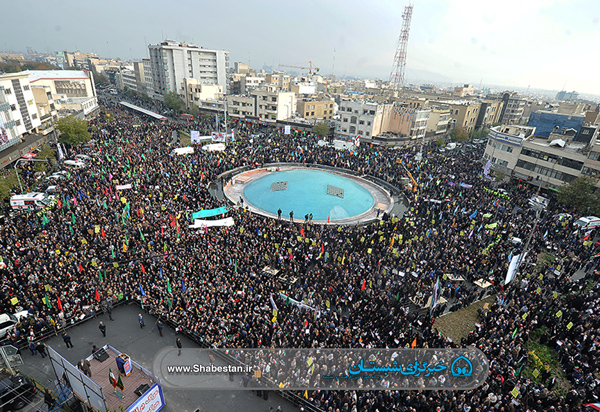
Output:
[{"left": 389, "top": 4, "right": 414, "bottom": 91}]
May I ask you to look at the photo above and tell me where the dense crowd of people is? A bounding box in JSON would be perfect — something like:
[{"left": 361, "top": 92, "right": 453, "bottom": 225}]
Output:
[{"left": 1, "top": 98, "right": 599, "bottom": 412}]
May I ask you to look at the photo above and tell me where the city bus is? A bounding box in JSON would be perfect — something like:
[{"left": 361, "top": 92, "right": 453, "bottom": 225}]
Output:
[{"left": 181, "top": 114, "right": 194, "bottom": 122}]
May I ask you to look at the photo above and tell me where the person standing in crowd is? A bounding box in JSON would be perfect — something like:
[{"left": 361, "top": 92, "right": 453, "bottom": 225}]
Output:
[
  {"left": 37, "top": 341, "right": 47, "bottom": 358},
  {"left": 138, "top": 314, "right": 145, "bottom": 328},
  {"left": 99, "top": 321, "right": 106, "bottom": 337},
  {"left": 157, "top": 319, "right": 164, "bottom": 337},
  {"left": 176, "top": 337, "right": 182, "bottom": 356},
  {"left": 62, "top": 333, "right": 73, "bottom": 349}
]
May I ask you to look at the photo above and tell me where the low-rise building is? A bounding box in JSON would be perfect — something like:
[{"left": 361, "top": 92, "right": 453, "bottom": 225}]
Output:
[
  {"left": 27, "top": 70, "right": 99, "bottom": 118},
  {"left": 265, "top": 72, "right": 290, "bottom": 91},
  {"left": 254, "top": 89, "right": 295, "bottom": 121},
  {"left": 443, "top": 100, "right": 481, "bottom": 133},
  {"left": 482, "top": 124, "right": 600, "bottom": 190},
  {"left": 527, "top": 110, "right": 585, "bottom": 138},
  {"left": 183, "top": 79, "right": 223, "bottom": 109},
  {"left": 227, "top": 95, "right": 255, "bottom": 119},
  {"left": 426, "top": 106, "right": 451, "bottom": 137},
  {"left": 483, "top": 125, "right": 536, "bottom": 174},
  {"left": 297, "top": 98, "right": 335, "bottom": 121},
  {"left": 31, "top": 85, "right": 58, "bottom": 136}
]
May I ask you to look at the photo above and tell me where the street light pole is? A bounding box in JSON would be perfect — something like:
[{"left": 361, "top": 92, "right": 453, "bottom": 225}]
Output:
[{"left": 13, "top": 160, "right": 24, "bottom": 193}]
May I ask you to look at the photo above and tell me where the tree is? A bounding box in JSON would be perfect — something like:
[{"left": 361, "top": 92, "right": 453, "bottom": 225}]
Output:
[
  {"left": 164, "top": 92, "right": 185, "bottom": 113},
  {"left": 435, "top": 137, "right": 445, "bottom": 146},
  {"left": 451, "top": 127, "right": 469, "bottom": 142},
  {"left": 92, "top": 70, "right": 109, "bottom": 88},
  {"left": 313, "top": 122, "right": 330, "bottom": 137},
  {"left": 556, "top": 176, "right": 600, "bottom": 215},
  {"left": 189, "top": 103, "right": 200, "bottom": 115},
  {"left": 56, "top": 115, "right": 90, "bottom": 146}
]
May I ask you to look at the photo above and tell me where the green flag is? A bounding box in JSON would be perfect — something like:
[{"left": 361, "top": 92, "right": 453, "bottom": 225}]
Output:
[
  {"left": 512, "top": 328, "right": 518, "bottom": 339},
  {"left": 139, "top": 229, "right": 145, "bottom": 242},
  {"left": 285, "top": 296, "right": 291, "bottom": 306},
  {"left": 99, "top": 270, "right": 103, "bottom": 282},
  {"left": 42, "top": 214, "right": 50, "bottom": 225},
  {"left": 111, "top": 246, "right": 116, "bottom": 258},
  {"left": 103, "top": 200, "right": 107, "bottom": 209},
  {"left": 44, "top": 293, "right": 52, "bottom": 308},
  {"left": 166, "top": 297, "right": 173, "bottom": 307},
  {"left": 71, "top": 213, "right": 76, "bottom": 224},
  {"left": 167, "top": 278, "right": 172, "bottom": 294}
]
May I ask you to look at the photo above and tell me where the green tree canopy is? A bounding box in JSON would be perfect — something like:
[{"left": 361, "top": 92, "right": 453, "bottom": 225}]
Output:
[
  {"left": 56, "top": 115, "right": 90, "bottom": 146},
  {"left": 556, "top": 176, "right": 600, "bottom": 215},
  {"left": 164, "top": 92, "right": 185, "bottom": 113},
  {"left": 92, "top": 70, "right": 109, "bottom": 88},
  {"left": 451, "top": 127, "right": 469, "bottom": 142},
  {"left": 313, "top": 121, "right": 330, "bottom": 137}
]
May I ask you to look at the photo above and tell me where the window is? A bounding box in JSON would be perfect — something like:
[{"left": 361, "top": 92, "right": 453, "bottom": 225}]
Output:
[
  {"left": 311, "top": 105, "right": 315, "bottom": 110},
  {"left": 349, "top": 126, "right": 356, "bottom": 133},
  {"left": 23, "top": 85, "right": 30, "bottom": 91},
  {"left": 366, "top": 132, "right": 370, "bottom": 136},
  {"left": 16, "top": 119, "right": 21, "bottom": 126},
  {"left": 306, "top": 112, "right": 310, "bottom": 116},
  {"left": 10, "top": 104, "right": 16, "bottom": 111},
  {"left": 32, "top": 113, "right": 38, "bottom": 120},
  {"left": 367, "top": 121, "right": 371, "bottom": 126},
  {"left": 343, "top": 118, "right": 348, "bottom": 122},
  {"left": 4, "top": 88, "right": 11, "bottom": 94},
  {"left": 311, "top": 112, "right": 314, "bottom": 116},
  {"left": 350, "top": 116, "right": 357, "bottom": 124}
]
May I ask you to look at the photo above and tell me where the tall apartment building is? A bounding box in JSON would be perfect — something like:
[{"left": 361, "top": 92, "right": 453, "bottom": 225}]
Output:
[
  {"left": 497, "top": 92, "right": 526, "bottom": 125},
  {"left": 31, "top": 85, "right": 58, "bottom": 137},
  {"left": 556, "top": 90, "right": 578, "bottom": 101},
  {"left": 118, "top": 69, "right": 137, "bottom": 91},
  {"left": 148, "top": 40, "right": 229, "bottom": 100},
  {"left": 0, "top": 72, "right": 42, "bottom": 147},
  {"left": 142, "top": 59, "right": 154, "bottom": 98},
  {"left": 132, "top": 62, "right": 146, "bottom": 94}
]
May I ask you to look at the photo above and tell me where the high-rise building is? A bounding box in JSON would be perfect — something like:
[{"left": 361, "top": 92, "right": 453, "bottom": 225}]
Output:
[
  {"left": 148, "top": 40, "right": 229, "bottom": 100},
  {"left": 556, "top": 90, "right": 579, "bottom": 101},
  {"left": 497, "top": 92, "right": 526, "bottom": 125}
]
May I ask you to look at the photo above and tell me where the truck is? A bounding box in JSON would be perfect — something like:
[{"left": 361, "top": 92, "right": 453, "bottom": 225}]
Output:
[
  {"left": 573, "top": 216, "right": 600, "bottom": 229},
  {"left": 10, "top": 192, "right": 53, "bottom": 211}
]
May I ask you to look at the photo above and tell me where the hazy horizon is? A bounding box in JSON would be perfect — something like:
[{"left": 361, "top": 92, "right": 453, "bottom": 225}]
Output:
[{"left": 2, "top": 0, "right": 599, "bottom": 97}]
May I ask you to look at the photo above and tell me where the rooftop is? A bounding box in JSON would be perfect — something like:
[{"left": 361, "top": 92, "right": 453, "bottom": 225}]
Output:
[{"left": 28, "top": 70, "right": 89, "bottom": 82}]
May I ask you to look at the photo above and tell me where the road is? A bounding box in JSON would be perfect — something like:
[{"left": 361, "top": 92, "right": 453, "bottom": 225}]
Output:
[{"left": 17, "top": 303, "right": 296, "bottom": 412}]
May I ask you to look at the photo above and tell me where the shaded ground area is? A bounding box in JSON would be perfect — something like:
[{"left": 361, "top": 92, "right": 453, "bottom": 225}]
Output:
[
  {"left": 434, "top": 295, "right": 496, "bottom": 343},
  {"left": 17, "top": 303, "right": 296, "bottom": 412}
]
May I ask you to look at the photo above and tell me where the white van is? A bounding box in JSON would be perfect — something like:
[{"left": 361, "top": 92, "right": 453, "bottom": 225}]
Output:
[
  {"left": 573, "top": 216, "right": 600, "bottom": 229},
  {"left": 445, "top": 143, "right": 457, "bottom": 150},
  {"left": 170, "top": 147, "right": 194, "bottom": 156},
  {"left": 10, "top": 192, "right": 53, "bottom": 211}
]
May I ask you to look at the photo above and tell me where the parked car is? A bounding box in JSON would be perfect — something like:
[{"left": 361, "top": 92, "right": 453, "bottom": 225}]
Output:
[
  {"left": 75, "top": 154, "right": 92, "bottom": 162},
  {"left": 0, "top": 370, "right": 38, "bottom": 411},
  {"left": 64, "top": 160, "right": 86, "bottom": 169},
  {"left": 0, "top": 310, "right": 30, "bottom": 338}
]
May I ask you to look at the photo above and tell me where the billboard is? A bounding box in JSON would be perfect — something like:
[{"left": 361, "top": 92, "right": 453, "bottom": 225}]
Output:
[{"left": 127, "top": 383, "right": 164, "bottom": 412}]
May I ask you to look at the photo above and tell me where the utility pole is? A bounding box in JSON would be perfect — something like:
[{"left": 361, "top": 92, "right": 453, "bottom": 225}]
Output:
[{"left": 515, "top": 207, "right": 542, "bottom": 284}]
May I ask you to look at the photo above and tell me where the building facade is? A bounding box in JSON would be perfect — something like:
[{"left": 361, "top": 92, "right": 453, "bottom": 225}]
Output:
[
  {"left": 426, "top": 106, "right": 451, "bottom": 137},
  {"left": 183, "top": 79, "right": 223, "bottom": 109},
  {"left": 497, "top": 92, "right": 526, "bottom": 125},
  {"left": 31, "top": 85, "right": 58, "bottom": 136},
  {"left": 335, "top": 100, "right": 382, "bottom": 138},
  {"left": 556, "top": 90, "right": 578, "bottom": 101},
  {"left": 444, "top": 101, "right": 481, "bottom": 133},
  {"left": 227, "top": 95, "right": 256, "bottom": 119},
  {"left": 297, "top": 99, "right": 335, "bottom": 121},
  {"left": 475, "top": 100, "right": 504, "bottom": 130},
  {"left": 28, "top": 70, "right": 99, "bottom": 118},
  {"left": 142, "top": 59, "right": 154, "bottom": 98},
  {"left": 265, "top": 72, "right": 290, "bottom": 91},
  {"left": 254, "top": 90, "right": 296, "bottom": 121},
  {"left": 0, "top": 72, "right": 42, "bottom": 144},
  {"left": 148, "top": 40, "right": 229, "bottom": 100}
]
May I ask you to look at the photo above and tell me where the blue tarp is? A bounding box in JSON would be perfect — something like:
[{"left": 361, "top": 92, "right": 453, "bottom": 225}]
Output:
[{"left": 192, "top": 206, "right": 228, "bottom": 219}]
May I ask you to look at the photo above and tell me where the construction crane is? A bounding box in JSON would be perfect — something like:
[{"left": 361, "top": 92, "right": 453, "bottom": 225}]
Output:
[{"left": 279, "top": 61, "right": 320, "bottom": 76}]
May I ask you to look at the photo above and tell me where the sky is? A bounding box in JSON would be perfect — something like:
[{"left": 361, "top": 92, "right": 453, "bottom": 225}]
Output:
[{"left": 2, "top": 0, "right": 599, "bottom": 96}]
